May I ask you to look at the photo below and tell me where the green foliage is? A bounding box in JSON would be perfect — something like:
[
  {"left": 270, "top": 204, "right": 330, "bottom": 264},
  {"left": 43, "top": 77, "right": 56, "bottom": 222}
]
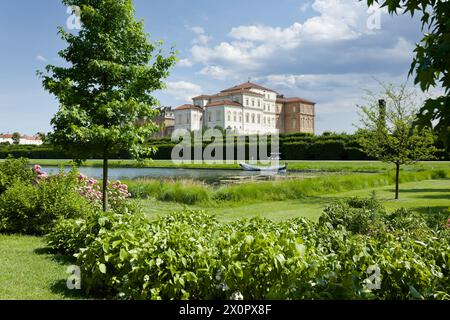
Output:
[
  {"left": 48, "top": 198, "right": 450, "bottom": 300},
  {"left": 319, "top": 197, "right": 385, "bottom": 234},
  {"left": 357, "top": 83, "right": 437, "bottom": 166},
  {"left": 40, "top": 0, "right": 177, "bottom": 161},
  {"left": 0, "top": 172, "right": 95, "bottom": 235},
  {"left": 12, "top": 132, "right": 20, "bottom": 145},
  {"left": 1, "top": 130, "right": 446, "bottom": 161},
  {"left": 0, "top": 157, "right": 35, "bottom": 194},
  {"left": 364, "top": 0, "right": 450, "bottom": 147},
  {"left": 357, "top": 83, "right": 438, "bottom": 198},
  {"left": 39, "top": 0, "right": 177, "bottom": 210}
]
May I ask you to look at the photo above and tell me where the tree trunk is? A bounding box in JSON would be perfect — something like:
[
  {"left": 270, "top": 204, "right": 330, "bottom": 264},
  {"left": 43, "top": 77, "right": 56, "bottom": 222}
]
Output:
[
  {"left": 102, "top": 157, "right": 109, "bottom": 212},
  {"left": 395, "top": 162, "right": 400, "bottom": 200}
]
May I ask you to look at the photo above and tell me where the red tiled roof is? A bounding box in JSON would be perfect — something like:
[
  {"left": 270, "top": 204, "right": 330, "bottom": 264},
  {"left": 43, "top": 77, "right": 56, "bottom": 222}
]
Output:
[
  {"left": 205, "top": 100, "right": 242, "bottom": 108},
  {"left": 221, "top": 82, "right": 277, "bottom": 94},
  {"left": 0, "top": 134, "right": 42, "bottom": 141},
  {"left": 175, "top": 104, "right": 203, "bottom": 111},
  {"left": 210, "top": 89, "right": 264, "bottom": 98},
  {"left": 192, "top": 95, "right": 211, "bottom": 100},
  {"left": 276, "top": 97, "right": 316, "bottom": 105},
  {"left": 22, "top": 135, "right": 41, "bottom": 141}
]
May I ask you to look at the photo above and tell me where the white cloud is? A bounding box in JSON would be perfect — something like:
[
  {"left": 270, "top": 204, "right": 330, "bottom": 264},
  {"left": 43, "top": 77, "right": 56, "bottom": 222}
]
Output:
[
  {"left": 189, "top": 26, "right": 211, "bottom": 45},
  {"left": 178, "top": 58, "right": 193, "bottom": 67},
  {"left": 192, "top": 34, "right": 210, "bottom": 45},
  {"left": 299, "top": 2, "right": 312, "bottom": 12},
  {"left": 166, "top": 81, "right": 202, "bottom": 102},
  {"left": 191, "top": 26, "right": 205, "bottom": 34},
  {"left": 198, "top": 65, "right": 231, "bottom": 80},
  {"left": 187, "top": 0, "right": 388, "bottom": 78},
  {"left": 36, "top": 55, "right": 47, "bottom": 62},
  {"left": 229, "top": 23, "right": 303, "bottom": 48}
]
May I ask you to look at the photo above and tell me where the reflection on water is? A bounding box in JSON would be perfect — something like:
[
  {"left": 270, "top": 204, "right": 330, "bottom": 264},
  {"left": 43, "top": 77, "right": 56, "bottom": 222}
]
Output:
[{"left": 39, "top": 166, "right": 332, "bottom": 184}]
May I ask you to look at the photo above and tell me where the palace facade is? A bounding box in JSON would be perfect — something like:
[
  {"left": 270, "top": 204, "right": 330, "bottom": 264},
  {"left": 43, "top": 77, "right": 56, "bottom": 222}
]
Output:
[{"left": 173, "top": 82, "right": 316, "bottom": 135}]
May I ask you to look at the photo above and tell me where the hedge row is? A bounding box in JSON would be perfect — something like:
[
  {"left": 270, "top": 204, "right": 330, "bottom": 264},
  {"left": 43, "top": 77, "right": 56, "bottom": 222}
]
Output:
[{"left": 0, "top": 133, "right": 448, "bottom": 160}]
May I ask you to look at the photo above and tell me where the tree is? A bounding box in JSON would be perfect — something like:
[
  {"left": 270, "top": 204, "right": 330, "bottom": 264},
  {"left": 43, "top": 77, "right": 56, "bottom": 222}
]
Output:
[
  {"left": 364, "top": 0, "right": 450, "bottom": 147},
  {"left": 36, "top": 132, "right": 47, "bottom": 144},
  {"left": 12, "top": 132, "right": 21, "bottom": 145},
  {"left": 39, "top": 0, "right": 177, "bottom": 211},
  {"left": 356, "top": 83, "right": 437, "bottom": 199}
]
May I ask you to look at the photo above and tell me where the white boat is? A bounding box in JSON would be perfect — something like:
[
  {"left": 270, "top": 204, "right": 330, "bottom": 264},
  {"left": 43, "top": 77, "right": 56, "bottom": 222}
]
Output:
[
  {"left": 239, "top": 153, "right": 287, "bottom": 172},
  {"left": 239, "top": 162, "right": 288, "bottom": 172}
]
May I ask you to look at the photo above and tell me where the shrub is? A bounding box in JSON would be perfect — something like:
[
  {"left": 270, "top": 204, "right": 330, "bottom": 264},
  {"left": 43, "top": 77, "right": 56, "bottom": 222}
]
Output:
[
  {"left": 319, "top": 197, "right": 385, "bottom": 234},
  {"left": 47, "top": 198, "right": 450, "bottom": 300},
  {"left": 0, "top": 156, "right": 35, "bottom": 194},
  {"left": 0, "top": 171, "right": 95, "bottom": 235}
]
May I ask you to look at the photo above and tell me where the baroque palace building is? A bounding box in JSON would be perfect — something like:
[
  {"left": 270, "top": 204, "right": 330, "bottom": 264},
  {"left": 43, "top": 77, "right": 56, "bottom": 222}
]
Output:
[{"left": 173, "top": 81, "right": 316, "bottom": 135}]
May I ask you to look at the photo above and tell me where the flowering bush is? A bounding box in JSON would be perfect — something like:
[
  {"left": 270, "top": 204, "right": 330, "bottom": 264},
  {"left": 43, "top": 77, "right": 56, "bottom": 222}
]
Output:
[
  {"left": 33, "top": 165, "right": 48, "bottom": 181},
  {"left": 76, "top": 174, "right": 131, "bottom": 209},
  {"left": 0, "top": 173, "right": 94, "bottom": 235}
]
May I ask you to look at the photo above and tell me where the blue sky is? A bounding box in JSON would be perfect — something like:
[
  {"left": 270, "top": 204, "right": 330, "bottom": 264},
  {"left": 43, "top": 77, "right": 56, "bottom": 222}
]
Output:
[{"left": 0, "top": 0, "right": 429, "bottom": 135}]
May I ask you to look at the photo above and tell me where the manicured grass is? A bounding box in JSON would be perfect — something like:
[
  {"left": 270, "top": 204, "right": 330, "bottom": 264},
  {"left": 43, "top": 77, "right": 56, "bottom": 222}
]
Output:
[
  {"left": 139, "top": 178, "right": 450, "bottom": 222},
  {"left": 0, "top": 235, "right": 85, "bottom": 300},
  {"left": 12, "top": 159, "right": 450, "bottom": 172}
]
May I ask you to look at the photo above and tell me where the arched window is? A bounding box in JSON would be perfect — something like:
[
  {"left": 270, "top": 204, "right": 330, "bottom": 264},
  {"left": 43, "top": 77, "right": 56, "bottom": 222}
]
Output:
[{"left": 251, "top": 113, "right": 255, "bottom": 123}]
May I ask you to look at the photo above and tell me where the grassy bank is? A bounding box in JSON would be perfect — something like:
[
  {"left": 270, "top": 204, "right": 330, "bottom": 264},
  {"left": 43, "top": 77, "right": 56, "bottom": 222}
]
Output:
[
  {"left": 7, "top": 159, "right": 450, "bottom": 172},
  {"left": 126, "top": 169, "right": 450, "bottom": 205}
]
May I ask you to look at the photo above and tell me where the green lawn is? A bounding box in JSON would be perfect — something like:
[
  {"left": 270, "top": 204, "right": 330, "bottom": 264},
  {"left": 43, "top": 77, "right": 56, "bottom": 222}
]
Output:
[
  {"left": 14, "top": 159, "right": 450, "bottom": 173},
  {"left": 140, "top": 178, "right": 450, "bottom": 222},
  {"left": 0, "top": 235, "right": 85, "bottom": 300}
]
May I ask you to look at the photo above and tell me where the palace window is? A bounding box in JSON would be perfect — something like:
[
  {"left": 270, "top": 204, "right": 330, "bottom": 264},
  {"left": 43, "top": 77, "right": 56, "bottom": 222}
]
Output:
[
  {"left": 233, "top": 112, "right": 237, "bottom": 122},
  {"left": 251, "top": 113, "right": 255, "bottom": 123},
  {"left": 257, "top": 114, "right": 261, "bottom": 124},
  {"left": 252, "top": 99, "right": 255, "bottom": 107},
  {"left": 216, "top": 110, "right": 221, "bottom": 121},
  {"left": 246, "top": 113, "right": 249, "bottom": 123},
  {"left": 227, "top": 111, "right": 231, "bottom": 122},
  {"left": 245, "top": 98, "right": 249, "bottom": 106}
]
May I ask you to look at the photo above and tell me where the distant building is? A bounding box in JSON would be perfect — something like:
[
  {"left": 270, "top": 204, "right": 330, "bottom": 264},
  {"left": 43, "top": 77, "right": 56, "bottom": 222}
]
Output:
[
  {"left": 173, "top": 81, "right": 316, "bottom": 135},
  {"left": 153, "top": 107, "right": 175, "bottom": 138},
  {"left": 0, "top": 134, "right": 43, "bottom": 145}
]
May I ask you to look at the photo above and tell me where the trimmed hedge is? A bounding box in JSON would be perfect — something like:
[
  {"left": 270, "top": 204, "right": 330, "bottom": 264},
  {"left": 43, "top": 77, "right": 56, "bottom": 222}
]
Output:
[{"left": 0, "top": 133, "right": 447, "bottom": 161}]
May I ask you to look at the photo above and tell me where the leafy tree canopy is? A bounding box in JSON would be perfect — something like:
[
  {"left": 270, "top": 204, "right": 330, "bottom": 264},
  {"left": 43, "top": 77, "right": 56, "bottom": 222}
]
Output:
[
  {"left": 39, "top": 0, "right": 177, "bottom": 161},
  {"left": 365, "top": 0, "right": 450, "bottom": 146}
]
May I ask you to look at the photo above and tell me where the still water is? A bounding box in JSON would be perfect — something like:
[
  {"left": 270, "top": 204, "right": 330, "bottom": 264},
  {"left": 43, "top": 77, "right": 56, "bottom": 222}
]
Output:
[{"left": 39, "top": 166, "right": 292, "bottom": 183}]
